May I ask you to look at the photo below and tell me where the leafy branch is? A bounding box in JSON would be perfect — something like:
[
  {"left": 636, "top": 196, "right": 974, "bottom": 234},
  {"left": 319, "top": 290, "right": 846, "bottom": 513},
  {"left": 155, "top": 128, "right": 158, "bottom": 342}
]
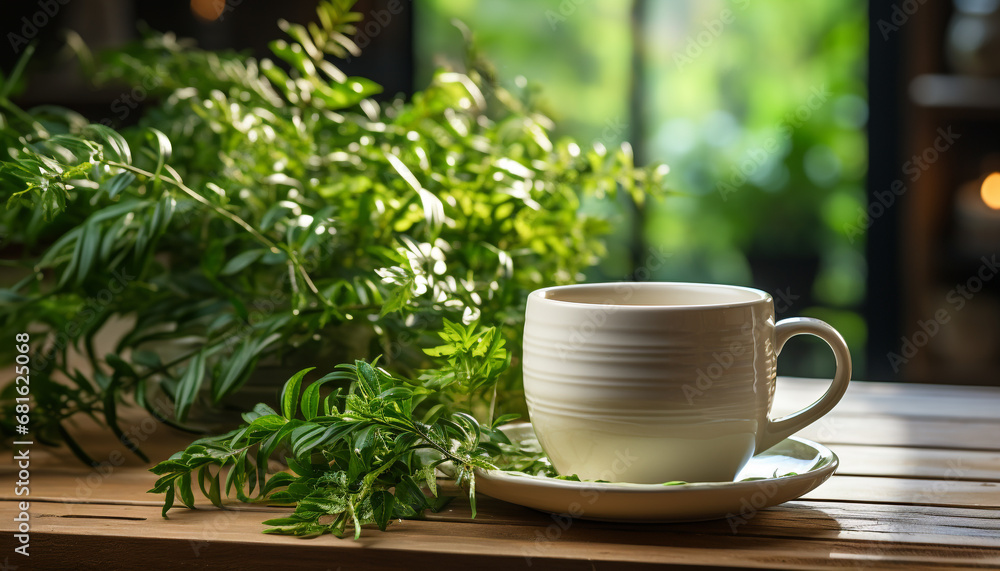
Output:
[{"left": 151, "top": 321, "right": 516, "bottom": 538}]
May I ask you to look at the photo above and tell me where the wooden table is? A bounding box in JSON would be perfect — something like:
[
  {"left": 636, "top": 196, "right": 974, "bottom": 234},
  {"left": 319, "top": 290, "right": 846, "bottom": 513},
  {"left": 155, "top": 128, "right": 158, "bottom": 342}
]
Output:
[{"left": 3, "top": 378, "right": 1000, "bottom": 570}]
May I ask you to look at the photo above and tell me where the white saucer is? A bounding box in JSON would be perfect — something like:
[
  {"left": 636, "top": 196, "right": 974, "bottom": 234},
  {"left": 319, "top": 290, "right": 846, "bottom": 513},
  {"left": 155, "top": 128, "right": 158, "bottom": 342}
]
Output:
[{"left": 474, "top": 423, "right": 838, "bottom": 522}]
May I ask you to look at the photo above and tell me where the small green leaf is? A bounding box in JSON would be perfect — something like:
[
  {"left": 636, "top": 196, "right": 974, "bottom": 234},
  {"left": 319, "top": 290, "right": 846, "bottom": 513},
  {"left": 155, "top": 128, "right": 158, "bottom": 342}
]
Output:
[
  {"left": 491, "top": 413, "right": 520, "bottom": 428},
  {"left": 178, "top": 473, "right": 195, "bottom": 508},
  {"left": 352, "top": 424, "right": 376, "bottom": 455},
  {"left": 248, "top": 414, "right": 287, "bottom": 433},
  {"left": 394, "top": 475, "right": 429, "bottom": 515},
  {"left": 73, "top": 222, "right": 102, "bottom": 286},
  {"left": 281, "top": 368, "right": 314, "bottom": 420},
  {"left": 220, "top": 249, "right": 266, "bottom": 276},
  {"left": 104, "top": 171, "right": 136, "bottom": 198},
  {"left": 161, "top": 483, "right": 175, "bottom": 518},
  {"left": 369, "top": 490, "right": 394, "bottom": 531},
  {"left": 289, "top": 423, "right": 328, "bottom": 458},
  {"left": 257, "top": 420, "right": 302, "bottom": 486},
  {"left": 354, "top": 360, "right": 381, "bottom": 398},
  {"left": 85, "top": 123, "right": 132, "bottom": 163},
  {"left": 262, "top": 472, "right": 297, "bottom": 496},
  {"left": 301, "top": 376, "right": 344, "bottom": 421},
  {"left": 213, "top": 335, "right": 272, "bottom": 402},
  {"left": 146, "top": 127, "right": 172, "bottom": 181},
  {"left": 174, "top": 352, "right": 206, "bottom": 422},
  {"left": 286, "top": 456, "right": 316, "bottom": 478},
  {"left": 417, "top": 465, "right": 438, "bottom": 497},
  {"left": 204, "top": 468, "right": 223, "bottom": 507}
]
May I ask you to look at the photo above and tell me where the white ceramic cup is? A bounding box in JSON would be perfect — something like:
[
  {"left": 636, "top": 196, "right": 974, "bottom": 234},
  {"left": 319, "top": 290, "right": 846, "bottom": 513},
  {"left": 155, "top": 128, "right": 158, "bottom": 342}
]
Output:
[{"left": 522, "top": 282, "right": 851, "bottom": 484}]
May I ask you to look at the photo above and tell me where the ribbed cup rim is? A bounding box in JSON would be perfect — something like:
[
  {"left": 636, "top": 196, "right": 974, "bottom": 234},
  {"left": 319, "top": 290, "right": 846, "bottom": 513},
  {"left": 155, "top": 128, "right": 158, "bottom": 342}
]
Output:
[{"left": 530, "top": 282, "right": 772, "bottom": 310}]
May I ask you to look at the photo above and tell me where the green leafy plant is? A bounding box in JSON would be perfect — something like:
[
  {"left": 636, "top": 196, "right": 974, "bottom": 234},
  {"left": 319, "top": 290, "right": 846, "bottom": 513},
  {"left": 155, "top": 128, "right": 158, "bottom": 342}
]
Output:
[
  {"left": 151, "top": 322, "right": 514, "bottom": 537},
  {"left": 0, "top": 0, "right": 664, "bottom": 486}
]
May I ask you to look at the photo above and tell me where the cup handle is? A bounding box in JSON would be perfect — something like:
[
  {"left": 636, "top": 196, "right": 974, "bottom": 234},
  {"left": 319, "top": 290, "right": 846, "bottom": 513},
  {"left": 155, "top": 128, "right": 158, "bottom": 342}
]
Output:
[{"left": 756, "top": 317, "right": 852, "bottom": 453}]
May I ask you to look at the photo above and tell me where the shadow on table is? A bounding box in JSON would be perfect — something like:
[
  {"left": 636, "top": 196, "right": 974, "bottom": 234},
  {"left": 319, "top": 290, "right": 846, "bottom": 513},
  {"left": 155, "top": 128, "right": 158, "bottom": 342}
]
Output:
[{"left": 430, "top": 494, "right": 843, "bottom": 542}]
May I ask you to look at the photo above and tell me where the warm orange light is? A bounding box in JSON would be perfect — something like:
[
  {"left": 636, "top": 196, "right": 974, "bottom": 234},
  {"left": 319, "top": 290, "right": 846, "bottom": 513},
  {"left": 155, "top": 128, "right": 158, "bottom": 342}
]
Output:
[
  {"left": 191, "top": 0, "right": 225, "bottom": 22},
  {"left": 982, "top": 172, "right": 1000, "bottom": 210}
]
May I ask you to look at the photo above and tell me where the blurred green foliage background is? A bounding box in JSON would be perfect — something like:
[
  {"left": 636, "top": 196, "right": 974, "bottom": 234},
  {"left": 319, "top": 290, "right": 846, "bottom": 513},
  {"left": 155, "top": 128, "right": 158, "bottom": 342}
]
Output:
[{"left": 415, "top": 0, "right": 868, "bottom": 377}]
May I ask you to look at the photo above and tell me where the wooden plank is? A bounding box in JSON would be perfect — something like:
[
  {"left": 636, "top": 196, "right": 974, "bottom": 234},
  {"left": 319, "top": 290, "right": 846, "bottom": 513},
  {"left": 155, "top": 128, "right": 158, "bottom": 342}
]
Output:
[
  {"left": 774, "top": 377, "right": 1000, "bottom": 421},
  {"left": 11, "top": 498, "right": 1000, "bottom": 557},
  {"left": 4, "top": 501, "right": 1000, "bottom": 570},
  {"left": 835, "top": 445, "right": 1000, "bottom": 481},
  {"left": 25, "top": 532, "right": 1000, "bottom": 571},
  {"left": 9, "top": 456, "right": 1000, "bottom": 512},
  {"left": 0, "top": 464, "right": 266, "bottom": 509},
  {"left": 8, "top": 487, "right": 1000, "bottom": 549},
  {"left": 427, "top": 497, "right": 1000, "bottom": 548},
  {"left": 0, "top": 465, "right": 182, "bottom": 506},
  {"left": 804, "top": 475, "right": 1000, "bottom": 508},
  {"left": 795, "top": 415, "right": 1000, "bottom": 451}
]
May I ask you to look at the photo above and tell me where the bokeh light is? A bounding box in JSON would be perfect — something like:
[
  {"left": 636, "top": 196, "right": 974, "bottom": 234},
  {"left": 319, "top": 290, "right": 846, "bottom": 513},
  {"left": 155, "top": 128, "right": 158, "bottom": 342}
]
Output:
[{"left": 981, "top": 172, "right": 1000, "bottom": 210}]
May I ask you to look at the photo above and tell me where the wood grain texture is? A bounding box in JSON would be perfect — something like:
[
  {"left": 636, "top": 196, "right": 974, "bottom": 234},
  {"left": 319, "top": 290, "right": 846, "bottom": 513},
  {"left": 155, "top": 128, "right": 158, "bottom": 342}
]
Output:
[
  {"left": 3, "top": 380, "right": 1000, "bottom": 569},
  {"left": 796, "top": 415, "right": 1000, "bottom": 451},
  {"left": 6, "top": 471, "right": 999, "bottom": 511},
  {"left": 4, "top": 501, "right": 1000, "bottom": 570},
  {"left": 834, "top": 445, "right": 1000, "bottom": 481},
  {"left": 774, "top": 378, "right": 1000, "bottom": 421},
  {"left": 802, "top": 475, "right": 1000, "bottom": 508}
]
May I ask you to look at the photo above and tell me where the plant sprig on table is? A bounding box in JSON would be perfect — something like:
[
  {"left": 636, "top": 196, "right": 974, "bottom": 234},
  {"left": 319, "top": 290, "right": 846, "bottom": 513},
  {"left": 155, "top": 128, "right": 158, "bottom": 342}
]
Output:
[{"left": 151, "top": 320, "right": 515, "bottom": 538}]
